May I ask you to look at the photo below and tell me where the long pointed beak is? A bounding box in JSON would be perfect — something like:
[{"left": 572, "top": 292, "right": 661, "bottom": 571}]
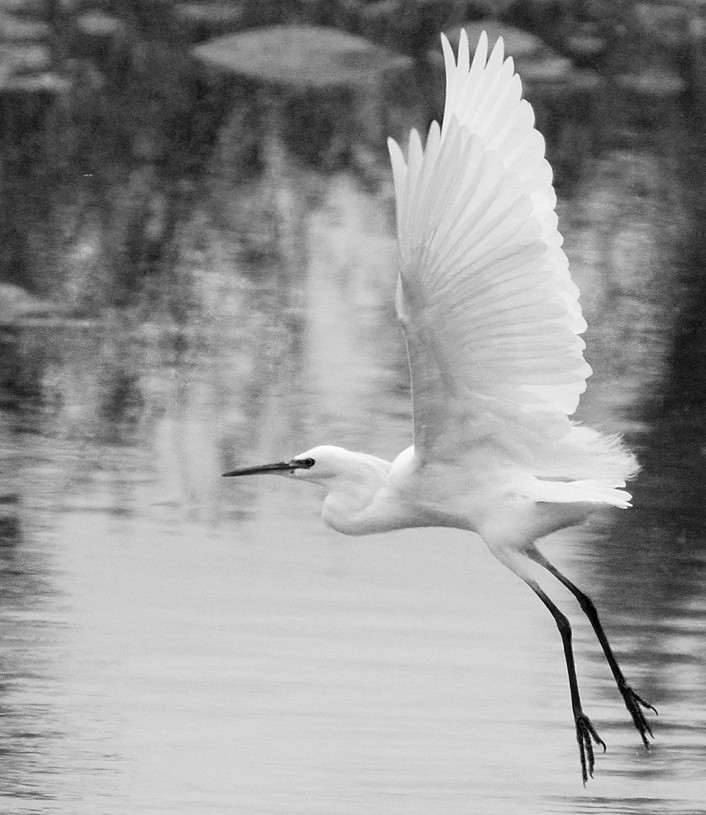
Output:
[{"left": 222, "top": 461, "right": 298, "bottom": 477}]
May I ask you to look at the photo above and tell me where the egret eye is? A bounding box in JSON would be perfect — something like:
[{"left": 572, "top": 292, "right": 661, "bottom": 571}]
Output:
[{"left": 301, "top": 457, "right": 316, "bottom": 469}]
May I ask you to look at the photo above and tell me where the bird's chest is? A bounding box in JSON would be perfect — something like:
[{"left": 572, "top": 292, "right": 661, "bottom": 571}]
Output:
[{"left": 321, "top": 489, "right": 404, "bottom": 535}]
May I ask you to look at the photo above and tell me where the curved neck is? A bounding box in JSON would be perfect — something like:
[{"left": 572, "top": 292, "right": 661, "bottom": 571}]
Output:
[{"left": 322, "top": 478, "right": 382, "bottom": 536}]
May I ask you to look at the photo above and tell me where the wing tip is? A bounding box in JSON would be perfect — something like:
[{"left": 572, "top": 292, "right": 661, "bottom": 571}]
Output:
[
  {"left": 459, "top": 25, "right": 470, "bottom": 55},
  {"left": 493, "top": 35, "right": 505, "bottom": 61}
]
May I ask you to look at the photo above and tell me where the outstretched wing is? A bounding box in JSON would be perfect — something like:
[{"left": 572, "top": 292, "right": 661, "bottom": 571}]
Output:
[{"left": 388, "top": 29, "right": 591, "bottom": 464}]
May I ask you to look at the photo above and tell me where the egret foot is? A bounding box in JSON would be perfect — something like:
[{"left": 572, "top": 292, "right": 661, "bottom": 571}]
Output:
[
  {"left": 620, "top": 683, "right": 657, "bottom": 748},
  {"left": 575, "top": 712, "right": 606, "bottom": 784}
]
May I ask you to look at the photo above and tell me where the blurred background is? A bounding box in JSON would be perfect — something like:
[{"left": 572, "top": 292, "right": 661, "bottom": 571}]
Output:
[{"left": 1, "top": 1, "right": 705, "bottom": 813}]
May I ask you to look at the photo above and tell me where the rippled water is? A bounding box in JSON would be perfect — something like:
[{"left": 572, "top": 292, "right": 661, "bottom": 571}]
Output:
[{"left": 2, "top": 108, "right": 705, "bottom": 814}]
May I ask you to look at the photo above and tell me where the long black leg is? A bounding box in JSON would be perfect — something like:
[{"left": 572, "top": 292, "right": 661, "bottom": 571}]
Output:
[
  {"left": 523, "top": 576, "right": 606, "bottom": 783},
  {"left": 525, "top": 545, "right": 657, "bottom": 747}
]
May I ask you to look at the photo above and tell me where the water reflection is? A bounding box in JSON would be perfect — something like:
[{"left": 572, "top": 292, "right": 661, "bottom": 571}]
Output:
[{"left": 2, "top": 63, "right": 705, "bottom": 815}]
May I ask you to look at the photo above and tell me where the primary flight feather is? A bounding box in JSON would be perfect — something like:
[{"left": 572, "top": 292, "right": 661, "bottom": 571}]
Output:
[{"left": 224, "top": 29, "right": 655, "bottom": 783}]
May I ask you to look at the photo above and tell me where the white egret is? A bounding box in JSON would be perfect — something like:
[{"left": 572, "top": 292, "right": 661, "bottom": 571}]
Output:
[{"left": 224, "top": 29, "right": 656, "bottom": 782}]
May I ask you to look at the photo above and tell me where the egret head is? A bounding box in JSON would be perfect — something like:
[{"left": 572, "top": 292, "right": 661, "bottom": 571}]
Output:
[
  {"left": 222, "top": 445, "right": 351, "bottom": 486},
  {"left": 224, "top": 445, "right": 393, "bottom": 535}
]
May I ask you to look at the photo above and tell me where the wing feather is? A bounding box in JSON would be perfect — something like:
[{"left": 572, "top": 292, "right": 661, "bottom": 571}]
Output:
[{"left": 388, "top": 31, "right": 592, "bottom": 462}]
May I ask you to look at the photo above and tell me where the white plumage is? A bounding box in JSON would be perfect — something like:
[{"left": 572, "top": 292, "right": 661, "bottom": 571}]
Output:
[
  {"left": 225, "top": 30, "right": 655, "bottom": 783},
  {"left": 388, "top": 29, "right": 636, "bottom": 507}
]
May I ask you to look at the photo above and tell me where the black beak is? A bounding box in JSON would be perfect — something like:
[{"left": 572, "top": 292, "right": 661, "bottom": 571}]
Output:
[{"left": 222, "top": 461, "right": 299, "bottom": 477}]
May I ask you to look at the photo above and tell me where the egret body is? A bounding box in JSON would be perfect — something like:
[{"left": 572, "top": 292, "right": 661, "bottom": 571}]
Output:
[{"left": 224, "top": 30, "right": 655, "bottom": 782}]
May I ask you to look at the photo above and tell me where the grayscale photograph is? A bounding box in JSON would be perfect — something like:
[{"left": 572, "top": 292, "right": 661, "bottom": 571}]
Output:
[{"left": 1, "top": 1, "right": 704, "bottom": 812}]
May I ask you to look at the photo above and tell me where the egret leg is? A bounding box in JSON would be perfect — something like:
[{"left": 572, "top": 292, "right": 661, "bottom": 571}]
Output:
[
  {"left": 522, "top": 577, "right": 606, "bottom": 784},
  {"left": 525, "top": 546, "right": 657, "bottom": 748}
]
